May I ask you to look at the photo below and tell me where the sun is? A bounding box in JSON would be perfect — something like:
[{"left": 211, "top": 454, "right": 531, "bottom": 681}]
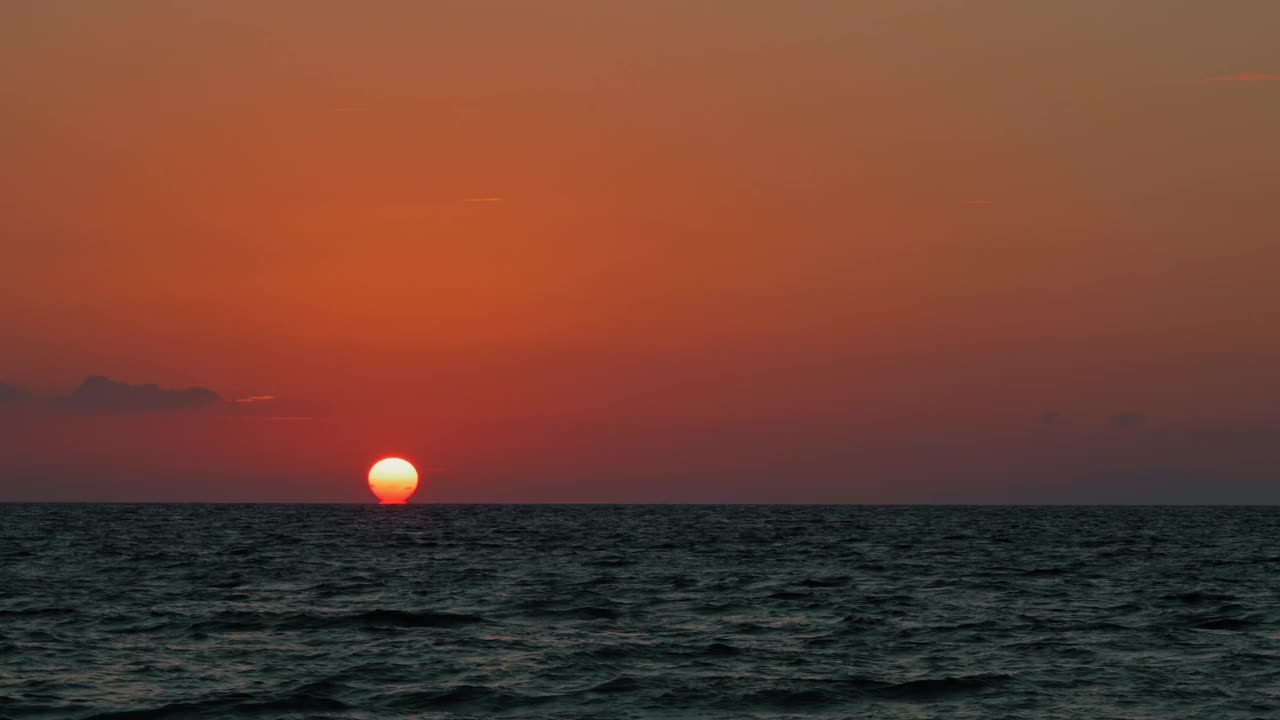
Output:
[{"left": 368, "top": 457, "right": 419, "bottom": 504}]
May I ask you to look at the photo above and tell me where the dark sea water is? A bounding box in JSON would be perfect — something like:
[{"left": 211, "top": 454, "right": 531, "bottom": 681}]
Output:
[{"left": 1, "top": 505, "right": 1277, "bottom": 719}]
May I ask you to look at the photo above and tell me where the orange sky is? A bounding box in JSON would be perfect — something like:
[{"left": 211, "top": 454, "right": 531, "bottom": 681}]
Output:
[{"left": 2, "top": 2, "right": 1278, "bottom": 502}]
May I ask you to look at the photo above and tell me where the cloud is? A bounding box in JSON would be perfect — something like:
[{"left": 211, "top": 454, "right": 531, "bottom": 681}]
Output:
[
  {"left": 464, "top": 197, "right": 504, "bottom": 203},
  {"left": 1208, "top": 72, "right": 1280, "bottom": 83},
  {"left": 964, "top": 199, "right": 995, "bottom": 205},
  {"left": 1109, "top": 412, "right": 1146, "bottom": 430},
  {"left": 0, "top": 384, "right": 29, "bottom": 404},
  {"left": 1038, "top": 411, "right": 1062, "bottom": 426},
  {"left": 61, "top": 376, "right": 220, "bottom": 413},
  {"left": 235, "top": 394, "right": 276, "bottom": 404}
]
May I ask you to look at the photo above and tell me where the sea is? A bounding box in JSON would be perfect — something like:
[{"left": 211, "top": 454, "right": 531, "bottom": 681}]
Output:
[{"left": 1, "top": 504, "right": 1277, "bottom": 719}]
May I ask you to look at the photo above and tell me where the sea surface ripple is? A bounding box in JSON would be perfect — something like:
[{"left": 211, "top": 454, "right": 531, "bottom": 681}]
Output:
[{"left": 1, "top": 504, "right": 1277, "bottom": 719}]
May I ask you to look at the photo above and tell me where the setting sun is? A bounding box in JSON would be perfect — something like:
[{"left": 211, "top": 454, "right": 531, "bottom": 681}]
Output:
[{"left": 368, "top": 458, "right": 419, "bottom": 505}]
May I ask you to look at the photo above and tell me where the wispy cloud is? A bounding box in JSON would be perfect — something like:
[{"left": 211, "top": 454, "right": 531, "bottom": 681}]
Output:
[
  {"left": 464, "top": 197, "right": 504, "bottom": 203},
  {"left": 1207, "top": 72, "right": 1280, "bottom": 83},
  {"left": 235, "top": 394, "right": 276, "bottom": 404},
  {"left": 0, "top": 383, "right": 29, "bottom": 404},
  {"left": 965, "top": 199, "right": 995, "bottom": 205},
  {"left": 267, "top": 416, "right": 313, "bottom": 422},
  {"left": 61, "top": 376, "right": 219, "bottom": 413}
]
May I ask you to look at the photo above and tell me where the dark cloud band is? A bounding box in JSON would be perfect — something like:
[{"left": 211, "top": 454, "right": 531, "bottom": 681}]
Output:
[{"left": 60, "top": 376, "right": 220, "bottom": 413}]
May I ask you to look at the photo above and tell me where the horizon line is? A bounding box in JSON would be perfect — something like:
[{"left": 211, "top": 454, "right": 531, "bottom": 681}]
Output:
[{"left": 1, "top": 501, "right": 1276, "bottom": 507}]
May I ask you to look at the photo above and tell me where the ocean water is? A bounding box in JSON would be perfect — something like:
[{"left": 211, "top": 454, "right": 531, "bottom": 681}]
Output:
[{"left": 1, "top": 505, "right": 1277, "bottom": 719}]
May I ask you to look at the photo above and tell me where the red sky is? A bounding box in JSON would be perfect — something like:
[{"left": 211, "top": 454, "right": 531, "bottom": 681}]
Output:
[{"left": 2, "top": 2, "right": 1278, "bottom": 502}]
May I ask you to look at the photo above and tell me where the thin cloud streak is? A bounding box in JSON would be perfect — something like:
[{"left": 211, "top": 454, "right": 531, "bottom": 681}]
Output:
[
  {"left": 1207, "top": 72, "right": 1280, "bottom": 83},
  {"left": 235, "top": 394, "right": 276, "bottom": 404}
]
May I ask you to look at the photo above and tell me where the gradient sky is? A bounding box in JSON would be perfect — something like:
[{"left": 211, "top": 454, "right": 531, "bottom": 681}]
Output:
[{"left": 2, "top": 1, "right": 1278, "bottom": 502}]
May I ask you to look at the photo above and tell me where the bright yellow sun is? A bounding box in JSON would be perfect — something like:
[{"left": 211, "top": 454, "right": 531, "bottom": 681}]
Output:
[{"left": 368, "top": 457, "right": 419, "bottom": 504}]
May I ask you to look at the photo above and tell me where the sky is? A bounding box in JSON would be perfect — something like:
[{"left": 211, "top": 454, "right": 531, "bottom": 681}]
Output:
[{"left": 2, "top": 1, "right": 1278, "bottom": 503}]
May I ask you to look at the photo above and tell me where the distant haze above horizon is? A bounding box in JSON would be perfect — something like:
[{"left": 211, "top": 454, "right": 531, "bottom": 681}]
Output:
[{"left": 2, "top": 2, "right": 1278, "bottom": 503}]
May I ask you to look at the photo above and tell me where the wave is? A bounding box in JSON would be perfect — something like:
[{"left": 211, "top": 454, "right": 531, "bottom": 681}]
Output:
[
  {"left": 748, "top": 687, "right": 840, "bottom": 708},
  {"left": 738, "top": 673, "right": 1015, "bottom": 708},
  {"left": 327, "top": 609, "right": 487, "bottom": 628},
  {"left": 1163, "top": 590, "right": 1238, "bottom": 604},
  {"left": 78, "top": 681, "right": 350, "bottom": 719},
  {"left": 80, "top": 694, "right": 252, "bottom": 720},
  {"left": 1191, "top": 616, "right": 1262, "bottom": 631},
  {"left": 798, "top": 576, "right": 850, "bottom": 587},
  {"left": 387, "top": 684, "right": 550, "bottom": 712},
  {"left": 185, "top": 608, "right": 489, "bottom": 634},
  {"left": 704, "top": 642, "right": 741, "bottom": 656},
  {"left": 6, "top": 504, "right": 1274, "bottom": 719},
  {"left": 867, "top": 672, "right": 1015, "bottom": 701},
  {"left": 1021, "top": 566, "right": 1071, "bottom": 576},
  {"left": 523, "top": 605, "right": 621, "bottom": 621},
  {"left": 586, "top": 676, "right": 646, "bottom": 693},
  {"left": 0, "top": 607, "right": 77, "bottom": 618}
]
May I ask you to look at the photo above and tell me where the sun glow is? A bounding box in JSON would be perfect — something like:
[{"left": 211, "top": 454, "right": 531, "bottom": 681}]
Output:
[{"left": 368, "top": 457, "right": 419, "bottom": 504}]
